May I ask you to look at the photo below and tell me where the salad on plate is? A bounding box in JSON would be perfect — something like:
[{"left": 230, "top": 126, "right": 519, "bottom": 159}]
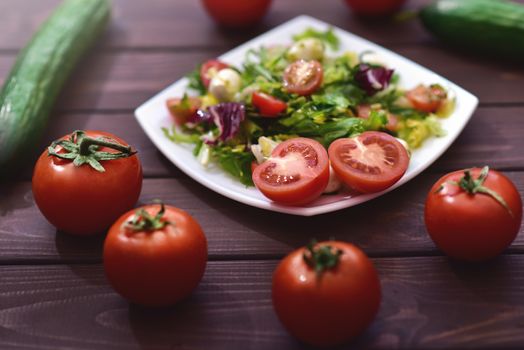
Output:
[{"left": 162, "top": 27, "right": 454, "bottom": 206}]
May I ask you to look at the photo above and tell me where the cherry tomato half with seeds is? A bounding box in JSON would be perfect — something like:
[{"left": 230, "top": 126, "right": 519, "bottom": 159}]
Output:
[
  {"left": 283, "top": 60, "right": 323, "bottom": 96},
  {"left": 406, "top": 84, "right": 447, "bottom": 113},
  {"left": 273, "top": 241, "right": 381, "bottom": 347},
  {"left": 201, "top": 0, "right": 272, "bottom": 28},
  {"left": 425, "top": 167, "right": 522, "bottom": 262},
  {"left": 166, "top": 96, "right": 201, "bottom": 125},
  {"left": 104, "top": 203, "right": 208, "bottom": 306},
  {"left": 328, "top": 131, "right": 409, "bottom": 193},
  {"left": 252, "top": 138, "right": 329, "bottom": 205},
  {"left": 251, "top": 92, "right": 287, "bottom": 117},
  {"left": 200, "top": 59, "right": 229, "bottom": 88},
  {"left": 32, "top": 130, "right": 143, "bottom": 235}
]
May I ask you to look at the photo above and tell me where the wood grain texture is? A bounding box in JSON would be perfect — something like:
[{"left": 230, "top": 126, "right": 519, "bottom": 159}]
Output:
[
  {"left": 1, "top": 257, "right": 524, "bottom": 349},
  {"left": 0, "top": 0, "right": 436, "bottom": 51},
  {"left": 1, "top": 172, "right": 523, "bottom": 263},
  {"left": 0, "top": 34, "right": 523, "bottom": 111}
]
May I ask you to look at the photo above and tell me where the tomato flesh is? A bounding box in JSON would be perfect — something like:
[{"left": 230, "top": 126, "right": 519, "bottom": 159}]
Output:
[
  {"left": 32, "top": 131, "right": 143, "bottom": 235},
  {"left": 272, "top": 241, "right": 381, "bottom": 347},
  {"left": 253, "top": 138, "right": 329, "bottom": 205},
  {"left": 406, "top": 84, "right": 446, "bottom": 113},
  {"left": 252, "top": 92, "right": 287, "bottom": 117},
  {"left": 104, "top": 205, "right": 208, "bottom": 306},
  {"left": 328, "top": 131, "right": 408, "bottom": 193},
  {"left": 200, "top": 59, "right": 229, "bottom": 87},
  {"left": 283, "top": 60, "right": 323, "bottom": 96},
  {"left": 425, "top": 168, "right": 522, "bottom": 262}
]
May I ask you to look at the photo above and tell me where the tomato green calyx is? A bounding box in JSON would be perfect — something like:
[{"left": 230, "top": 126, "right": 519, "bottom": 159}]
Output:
[
  {"left": 439, "top": 166, "right": 513, "bottom": 217},
  {"left": 47, "top": 130, "right": 136, "bottom": 172},
  {"left": 126, "top": 203, "right": 171, "bottom": 232},
  {"left": 303, "top": 240, "right": 343, "bottom": 276}
]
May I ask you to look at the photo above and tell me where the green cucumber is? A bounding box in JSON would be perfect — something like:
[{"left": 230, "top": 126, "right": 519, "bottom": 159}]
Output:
[
  {"left": 0, "top": 0, "right": 111, "bottom": 176},
  {"left": 420, "top": 0, "right": 524, "bottom": 58}
]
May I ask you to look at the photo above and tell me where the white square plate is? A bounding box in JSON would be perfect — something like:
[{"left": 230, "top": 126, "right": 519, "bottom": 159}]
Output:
[{"left": 135, "top": 15, "right": 478, "bottom": 216}]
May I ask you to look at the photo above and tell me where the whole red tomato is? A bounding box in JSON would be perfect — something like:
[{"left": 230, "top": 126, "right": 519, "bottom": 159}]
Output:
[
  {"left": 104, "top": 203, "right": 208, "bottom": 307},
  {"left": 201, "top": 0, "right": 272, "bottom": 27},
  {"left": 425, "top": 167, "right": 522, "bottom": 262},
  {"left": 32, "top": 130, "right": 142, "bottom": 235},
  {"left": 343, "top": 0, "right": 407, "bottom": 16},
  {"left": 272, "top": 241, "right": 381, "bottom": 347}
]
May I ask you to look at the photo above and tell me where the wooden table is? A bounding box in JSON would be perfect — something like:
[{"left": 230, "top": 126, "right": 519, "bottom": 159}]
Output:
[{"left": 1, "top": 0, "right": 524, "bottom": 348}]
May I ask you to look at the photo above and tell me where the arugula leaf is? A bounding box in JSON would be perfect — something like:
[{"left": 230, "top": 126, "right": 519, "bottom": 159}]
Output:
[
  {"left": 162, "top": 126, "right": 201, "bottom": 144},
  {"left": 363, "top": 110, "right": 388, "bottom": 131},
  {"left": 212, "top": 146, "right": 255, "bottom": 186},
  {"left": 293, "top": 27, "right": 340, "bottom": 50}
]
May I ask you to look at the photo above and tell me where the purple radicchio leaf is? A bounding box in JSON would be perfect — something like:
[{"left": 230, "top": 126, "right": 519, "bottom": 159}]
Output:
[
  {"left": 201, "top": 102, "right": 246, "bottom": 145},
  {"left": 355, "top": 64, "right": 394, "bottom": 96},
  {"left": 186, "top": 109, "right": 213, "bottom": 129}
]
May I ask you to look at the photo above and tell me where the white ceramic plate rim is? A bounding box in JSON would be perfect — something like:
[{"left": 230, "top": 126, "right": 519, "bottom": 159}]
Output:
[{"left": 135, "top": 15, "right": 478, "bottom": 216}]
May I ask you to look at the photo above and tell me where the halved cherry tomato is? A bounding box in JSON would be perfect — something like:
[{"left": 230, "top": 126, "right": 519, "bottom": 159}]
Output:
[
  {"left": 406, "top": 84, "right": 447, "bottom": 113},
  {"left": 425, "top": 167, "right": 522, "bottom": 262},
  {"left": 283, "top": 60, "right": 323, "bottom": 96},
  {"left": 252, "top": 92, "right": 287, "bottom": 117},
  {"left": 328, "top": 131, "right": 409, "bottom": 193},
  {"left": 251, "top": 160, "right": 259, "bottom": 174},
  {"left": 166, "top": 96, "right": 201, "bottom": 125},
  {"left": 252, "top": 138, "right": 329, "bottom": 205},
  {"left": 356, "top": 104, "right": 399, "bottom": 133},
  {"left": 200, "top": 59, "right": 229, "bottom": 87}
]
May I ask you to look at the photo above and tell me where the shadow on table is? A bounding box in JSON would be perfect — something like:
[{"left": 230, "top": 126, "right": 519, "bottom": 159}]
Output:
[{"left": 126, "top": 282, "right": 258, "bottom": 349}]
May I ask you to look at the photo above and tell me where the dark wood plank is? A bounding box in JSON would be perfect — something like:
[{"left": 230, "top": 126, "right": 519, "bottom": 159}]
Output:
[
  {"left": 0, "top": 0, "right": 437, "bottom": 51},
  {"left": 15, "top": 105, "right": 524, "bottom": 180},
  {"left": 2, "top": 172, "right": 523, "bottom": 262},
  {"left": 0, "top": 32, "right": 523, "bottom": 111},
  {"left": 1, "top": 257, "right": 524, "bottom": 349}
]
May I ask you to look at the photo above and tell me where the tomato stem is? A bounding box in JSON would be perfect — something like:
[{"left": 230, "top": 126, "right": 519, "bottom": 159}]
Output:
[
  {"left": 126, "top": 202, "right": 170, "bottom": 232},
  {"left": 47, "top": 130, "right": 136, "bottom": 172},
  {"left": 303, "top": 240, "right": 343, "bottom": 276},
  {"left": 441, "top": 166, "right": 513, "bottom": 217}
]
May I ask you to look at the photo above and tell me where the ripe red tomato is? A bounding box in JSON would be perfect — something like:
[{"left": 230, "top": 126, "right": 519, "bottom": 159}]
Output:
[
  {"left": 343, "top": 0, "right": 407, "bottom": 16},
  {"left": 252, "top": 92, "right": 287, "bottom": 117},
  {"left": 200, "top": 59, "right": 229, "bottom": 88},
  {"left": 104, "top": 203, "right": 208, "bottom": 306},
  {"left": 201, "top": 0, "right": 272, "bottom": 27},
  {"left": 328, "top": 131, "right": 409, "bottom": 193},
  {"left": 166, "top": 96, "right": 201, "bottom": 125},
  {"left": 406, "top": 84, "right": 447, "bottom": 113},
  {"left": 252, "top": 138, "right": 329, "bottom": 205},
  {"left": 32, "top": 130, "right": 142, "bottom": 235},
  {"left": 283, "top": 60, "right": 323, "bottom": 96},
  {"left": 273, "top": 241, "right": 381, "bottom": 347},
  {"left": 425, "top": 167, "right": 522, "bottom": 262}
]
